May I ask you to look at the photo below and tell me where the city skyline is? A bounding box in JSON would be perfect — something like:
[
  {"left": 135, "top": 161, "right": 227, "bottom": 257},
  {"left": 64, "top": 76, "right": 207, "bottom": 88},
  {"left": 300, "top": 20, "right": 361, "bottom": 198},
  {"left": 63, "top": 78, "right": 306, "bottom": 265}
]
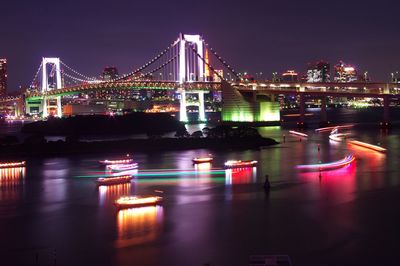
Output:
[{"left": 1, "top": 0, "right": 400, "bottom": 90}]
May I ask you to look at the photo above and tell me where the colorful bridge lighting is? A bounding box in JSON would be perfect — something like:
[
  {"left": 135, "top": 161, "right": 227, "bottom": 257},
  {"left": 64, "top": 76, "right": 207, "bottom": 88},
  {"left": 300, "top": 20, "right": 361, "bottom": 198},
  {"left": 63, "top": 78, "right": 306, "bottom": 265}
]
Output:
[
  {"left": 296, "top": 155, "right": 355, "bottom": 172},
  {"left": 348, "top": 140, "right": 387, "bottom": 153},
  {"left": 289, "top": 130, "right": 308, "bottom": 138}
]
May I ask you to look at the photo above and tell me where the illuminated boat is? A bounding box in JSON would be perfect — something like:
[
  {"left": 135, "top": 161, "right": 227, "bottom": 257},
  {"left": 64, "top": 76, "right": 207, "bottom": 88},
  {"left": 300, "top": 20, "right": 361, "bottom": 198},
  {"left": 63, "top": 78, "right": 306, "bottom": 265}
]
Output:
[
  {"left": 99, "top": 158, "right": 133, "bottom": 165},
  {"left": 192, "top": 157, "right": 213, "bottom": 164},
  {"left": 96, "top": 175, "right": 133, "bottom": 185},
  {"left": 348, "top": 140, "right": 387, "bottom": 153},
  {"left": 289, "top": 130, "right": 308, "bottom": 137},
  {"left": 115, "top": 196, "right": 163, "bottom": 209},
  {"left": 106, "top": 163, "right": 138, "bottom": 172},
  {"left": 329, "top": 133, "right": 349, "bottom": 142},
  {"left": 224, "top": 160, "right": 258, "bottom": 168},
  {"left": 296, "top": 155, "right": 355, "bottom": 171},
  {"left": 0, "top": 161, "right": 26, "bottom": 168}
]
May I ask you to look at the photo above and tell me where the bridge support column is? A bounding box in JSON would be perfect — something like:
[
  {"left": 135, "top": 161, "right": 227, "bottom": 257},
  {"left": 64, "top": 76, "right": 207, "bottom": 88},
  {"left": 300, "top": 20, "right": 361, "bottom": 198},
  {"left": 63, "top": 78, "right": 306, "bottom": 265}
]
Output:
[
  {"left": 381, "top": 95, "right": 391, "bottom": 128},
  {"left": 42, "top": 97, "right": 48, "bottom": 118},
  {"left": 198, "top": 91, "right": 206, "bottom": 122},
  {"left": 298, "top": 93, "right": 307, "bottom": 128},
  {"left": 56, "top": 96, "right": 62, "bottom": 117},
  {"left": 179, "top": 90, "right": 188, "bottom": 122},
  {"left": 319, "top": 97, "right": 328, "bottom": 127}
]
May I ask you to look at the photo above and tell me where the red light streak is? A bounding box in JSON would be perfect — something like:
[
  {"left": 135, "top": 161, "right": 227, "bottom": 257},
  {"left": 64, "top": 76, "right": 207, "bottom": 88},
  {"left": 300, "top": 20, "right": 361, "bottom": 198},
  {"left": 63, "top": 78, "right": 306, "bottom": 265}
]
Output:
[
  {"left": 297, "top": 155, "right": 355, "bottom": 172},
  {"left": 348, "top": 140, "right": 386, "bottom": 153}
]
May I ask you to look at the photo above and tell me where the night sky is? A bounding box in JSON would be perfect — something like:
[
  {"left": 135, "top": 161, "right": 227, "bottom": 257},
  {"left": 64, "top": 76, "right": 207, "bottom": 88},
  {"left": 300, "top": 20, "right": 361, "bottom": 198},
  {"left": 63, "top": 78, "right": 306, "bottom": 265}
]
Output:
[{"left": 1, "top": 0, "right": 400, "bottom": 91}]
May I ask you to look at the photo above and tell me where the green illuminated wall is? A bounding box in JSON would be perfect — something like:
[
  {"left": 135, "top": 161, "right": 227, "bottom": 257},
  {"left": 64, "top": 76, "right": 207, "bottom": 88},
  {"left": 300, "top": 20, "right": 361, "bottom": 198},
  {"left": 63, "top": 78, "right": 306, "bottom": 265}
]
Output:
[{"left": 221, "top": 82, "right": 280, "bottom": 123}]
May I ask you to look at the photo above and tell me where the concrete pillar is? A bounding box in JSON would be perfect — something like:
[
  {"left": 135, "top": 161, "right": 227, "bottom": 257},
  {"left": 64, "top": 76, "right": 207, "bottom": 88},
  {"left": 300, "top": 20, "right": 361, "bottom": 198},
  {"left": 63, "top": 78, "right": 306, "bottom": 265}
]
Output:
[
  {"left": 198, "top": 91, "right": 206, "bottom": 122},
  {"left": 298, "top": 93, "right": 306, "bottom": 128},
  {"left": 383, "top": 95, "right": 390, "bottom": 124},
  {"left": 299, "top": 93, "right": 305, "bottom": 122},
  {"left": 42, "top": 97, "right": 48, "bottom": 118},
  {"left": 56, "top": 96, "right": 62, "bottom": 117},
  {"left": 320, "top": 97, "right": 327, "bottom": 123},
  {"left": 179, "top": 90, "right": 188, "bottom": 122}
]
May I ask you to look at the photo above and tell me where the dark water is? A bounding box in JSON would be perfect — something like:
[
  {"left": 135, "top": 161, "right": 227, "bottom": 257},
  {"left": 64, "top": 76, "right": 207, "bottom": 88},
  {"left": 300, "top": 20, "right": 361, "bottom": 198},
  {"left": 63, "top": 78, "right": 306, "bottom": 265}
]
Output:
[{"left": 1, "top": 109, "right": 400, "bottom": 266}]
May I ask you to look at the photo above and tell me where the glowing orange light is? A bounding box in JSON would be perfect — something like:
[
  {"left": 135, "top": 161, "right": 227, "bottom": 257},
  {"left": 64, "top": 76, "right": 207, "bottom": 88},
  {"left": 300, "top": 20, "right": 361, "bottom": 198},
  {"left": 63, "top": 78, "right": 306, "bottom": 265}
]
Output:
[
  {"left": 348, "top": 140, "right": 386, "bottom": 153},
  {"left": 0, "top": 161, "right": 26, "bottom": 168},
  {"left": 115, "top": 196, "right": 163, "bottom": 209},
  {"left": 97, "top": 175, "right": 133, "bottom": 185},
  {"left": 289, "top": 130, "right": 308, "bottom": 137},
  {"left": 315, "top": 124, "right": 354, "bottom": 132},
  {"left": 192, "top": 157, "right": 213, "bottom": 164}
]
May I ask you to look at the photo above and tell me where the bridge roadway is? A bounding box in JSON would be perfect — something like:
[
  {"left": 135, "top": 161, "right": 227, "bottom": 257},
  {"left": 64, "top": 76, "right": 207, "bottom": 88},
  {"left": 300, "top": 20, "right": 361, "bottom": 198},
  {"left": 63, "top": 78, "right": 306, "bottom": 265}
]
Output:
[{"left": 3, "top": 80, "right": 399, "bottom": 101}]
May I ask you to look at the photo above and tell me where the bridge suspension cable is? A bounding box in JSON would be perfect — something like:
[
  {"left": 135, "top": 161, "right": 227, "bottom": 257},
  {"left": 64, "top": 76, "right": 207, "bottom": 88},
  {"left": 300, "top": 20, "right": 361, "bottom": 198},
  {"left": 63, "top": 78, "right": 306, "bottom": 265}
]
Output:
[
  {"left": 60, "top": 60, "right": 101, "bottom": 82},
  {"left": 188, "top": 44, "right": 226, "bottom": 82},
  {"left": 204, "top": 42, "right": 240, "bottom": 79},
  {"left": 113, "top": 40, "right": 179, "bottom": 82},
  {"left": 139, "top": 55, "right": 178, "bottom": 80},
  {"left": 29, "top": 62, "right": 43, "bottom": 89}
]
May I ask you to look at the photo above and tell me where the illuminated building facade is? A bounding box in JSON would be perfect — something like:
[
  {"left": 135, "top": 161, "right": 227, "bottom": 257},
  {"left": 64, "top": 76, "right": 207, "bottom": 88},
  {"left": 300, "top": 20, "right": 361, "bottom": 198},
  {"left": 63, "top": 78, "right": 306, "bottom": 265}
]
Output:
[
  {"left": 0, "top": 59, "right": 7, "bottom": 95},
  {"left": 307, "top": 61, "right": 330, "bottom": 82},
  {"left": 334, "top": 61, "right": 357, "bottom": 82},
  {"left": 102, "top": 66, "right": 119, "bottom": 81},
  {"left": 281, "top": 70, "right": 298, "bottom": 82},
  {"left": 213, "top": 69, "right": 224, "bottom": 82}
]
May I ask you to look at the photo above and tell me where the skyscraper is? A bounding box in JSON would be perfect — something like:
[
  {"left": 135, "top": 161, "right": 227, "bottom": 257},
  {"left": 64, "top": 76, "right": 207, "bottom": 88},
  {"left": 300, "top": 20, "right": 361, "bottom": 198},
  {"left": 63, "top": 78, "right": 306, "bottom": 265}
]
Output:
[
  {"left": 0, "top": 59, "right": 7, "bottom": 95},
  {"left": 307, "top": 61, "right": 330, "bottom": 82},
  {"left": 102, "top": 66, "right": 119, "bottom": 81},
  {"left": 334, "top": 61, "right": 357, "bottom": 82}
]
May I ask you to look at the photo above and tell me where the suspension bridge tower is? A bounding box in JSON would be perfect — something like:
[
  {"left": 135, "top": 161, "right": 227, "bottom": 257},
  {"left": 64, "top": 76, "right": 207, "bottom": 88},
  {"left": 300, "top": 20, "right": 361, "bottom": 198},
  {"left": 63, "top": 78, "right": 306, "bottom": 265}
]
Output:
[
  {"left": 177, "top": 33, "right": 207, "bottom": 122},
  {"left": 41, "top": 57, "right": 62, "bottom": 117}
]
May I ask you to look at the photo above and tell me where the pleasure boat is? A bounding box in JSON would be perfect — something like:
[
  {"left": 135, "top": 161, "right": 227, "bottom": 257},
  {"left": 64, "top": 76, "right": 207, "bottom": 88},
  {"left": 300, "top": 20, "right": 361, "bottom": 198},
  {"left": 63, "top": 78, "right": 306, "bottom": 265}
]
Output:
[
  {"left": 99, "top": 158, "right": 133, "bottom": 165},
  {"left": 192, "top": 157, "right": 213, "bottom": 164},
  {"left": 0, "top": 161, "right": 26, "bottom": 168},
  {"left": 106, "top": 163, "right": 138, "bottom": 172},
  {"left": 115, "top": 196, "right": 163, "bottom": 209},
  {"left": 96, "top": 175, "right": 133, "bottom": 185},
  {"left": 224, "top": 160, "right": 258, "bottom": 168}
]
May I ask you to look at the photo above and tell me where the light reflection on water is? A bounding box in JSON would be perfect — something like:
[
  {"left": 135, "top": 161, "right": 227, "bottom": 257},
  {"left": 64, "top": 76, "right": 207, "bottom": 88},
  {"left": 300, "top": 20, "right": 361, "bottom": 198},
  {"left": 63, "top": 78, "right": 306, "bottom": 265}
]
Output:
[
  {"left": 225, "top": 167, "right": 257, "bottom": 185},
  {"left": 98, "top": 183, "right": 132, "bottom": 206},
  {"left": 116, "top": 206, "right": 164, "bottom": 248},
  {"left": 0, "top": 167, "right": 26, "bottom": 202}
]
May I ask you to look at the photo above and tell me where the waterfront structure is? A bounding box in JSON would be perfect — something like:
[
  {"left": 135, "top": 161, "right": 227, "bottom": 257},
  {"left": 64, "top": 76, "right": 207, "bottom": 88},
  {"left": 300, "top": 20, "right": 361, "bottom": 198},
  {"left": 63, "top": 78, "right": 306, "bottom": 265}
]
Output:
[
  {"left": 102, "top": 66, "right": 119, "bottom": 81},
  {"left": 213, "top": 69, "right": 223, "bottom": 82},
  {"left": 281, "top": 70, "right": 298, "bottom": 82},
  {"left": 0, "top": 59, "right": 7, "bottom": 96},
  {"left": 307, "top": 61, "right": 330, "bottom": 82},
  {"left": 334, "top": 61, "right": 357, "bottom": 82}
]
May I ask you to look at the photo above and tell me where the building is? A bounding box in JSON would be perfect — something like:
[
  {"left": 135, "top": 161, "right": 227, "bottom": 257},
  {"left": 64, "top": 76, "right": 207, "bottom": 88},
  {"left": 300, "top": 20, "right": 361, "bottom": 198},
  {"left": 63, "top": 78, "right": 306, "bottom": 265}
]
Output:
[
  {"left": 307, "top": 61, "right": 330, "bottom": 82},
  {"left": 102, "top": 66, "right": 119, "bottom": 81},
  {"left": 0, "top": 59, "right": 7, "bottom": 95},
  {"left": 213, "top": 69, "right": 224, "bottom": 82},
  {"left": 281, "top": 70, "right": 298, "bottom": 82},
  {"left": 334, "top": 61, "right": 357, "bottom": 82}
]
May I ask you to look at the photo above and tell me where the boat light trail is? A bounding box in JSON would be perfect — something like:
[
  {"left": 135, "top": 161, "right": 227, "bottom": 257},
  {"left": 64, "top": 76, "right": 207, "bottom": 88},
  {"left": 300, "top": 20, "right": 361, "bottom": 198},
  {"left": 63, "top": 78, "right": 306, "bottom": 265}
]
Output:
[
  {"left": 329, "top": 133, "right": 349, "bottom": 142},
  {"left": 296, "top": 155, "right": 355, "bottom": 171},
  {"left": 315, "top": 124, "right": 355, "bottom": 133},
  {"left": 348, "top": 140, "right": 387, "bottom": 153},
  {"left": 289, "top": 130, "right": 308, "bottom": 137}
]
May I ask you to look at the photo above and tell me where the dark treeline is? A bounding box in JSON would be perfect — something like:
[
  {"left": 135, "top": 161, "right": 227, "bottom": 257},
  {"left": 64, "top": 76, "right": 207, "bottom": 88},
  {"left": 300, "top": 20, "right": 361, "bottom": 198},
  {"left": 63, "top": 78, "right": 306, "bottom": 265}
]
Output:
[{"left": 21, "top": 113, "right": 182, "bottom": 136}]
